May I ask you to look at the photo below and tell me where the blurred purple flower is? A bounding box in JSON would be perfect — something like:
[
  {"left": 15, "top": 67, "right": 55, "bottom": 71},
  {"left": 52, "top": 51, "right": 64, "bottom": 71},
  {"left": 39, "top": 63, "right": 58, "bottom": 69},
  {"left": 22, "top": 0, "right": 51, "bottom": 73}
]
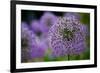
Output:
[
  {"left": 21, "top": 22, "right": 36, "bottom": 47},
  {"left": 48, "top": 13, "right": 88, "bottom": 57},
  {"left": 21, "top": 22, "right": 48, "bottom": 60},
  {"left": 40, "top": 12, "right": 57, "bottom": 31},
  {"left": 30, "top": 39, "right": 48, "bottom": 59},
  {"left": 21, "top": 22, "right": 37, "bottom": 62},
  {"left": 30, "top": 20, "right": 48, "bottom": 38}
]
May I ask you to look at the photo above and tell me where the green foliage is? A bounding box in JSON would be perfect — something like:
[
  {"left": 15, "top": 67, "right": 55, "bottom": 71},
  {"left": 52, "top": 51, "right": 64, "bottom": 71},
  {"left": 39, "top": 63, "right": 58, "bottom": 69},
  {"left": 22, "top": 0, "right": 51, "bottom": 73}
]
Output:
[
  {"left": 80, "top": 13, "right": 90, "bottom": 25},
  {"left": 44, "top": 47, "right": 90, "bottom": 61}
]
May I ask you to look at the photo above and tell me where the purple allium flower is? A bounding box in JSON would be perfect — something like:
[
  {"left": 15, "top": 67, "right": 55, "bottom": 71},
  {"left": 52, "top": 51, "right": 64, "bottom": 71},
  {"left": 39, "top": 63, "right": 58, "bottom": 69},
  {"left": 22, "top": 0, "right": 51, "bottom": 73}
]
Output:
[
  {"left": 40, "top": 12, "right": 57, "bottom": 31},
  {"left": 21, "top": 22, "right": 37, "bottom": 62},
  {"left": 31, "top": 20, "right": 44, "bottom": 33},
  {"left": 30, "top": 20, "right": 48, "bottom": 38},
  {"left": 21, "top": 22, "right": 36, "bottom": 47},
  {"left": 48, "top": 14, "right": 88, "bottom": 57},
  {"left": 30, "top": 40, "right": 47, "bottom": 59},
  {"left": 21, "top": 22, "right": 48, "bottom": 60}
]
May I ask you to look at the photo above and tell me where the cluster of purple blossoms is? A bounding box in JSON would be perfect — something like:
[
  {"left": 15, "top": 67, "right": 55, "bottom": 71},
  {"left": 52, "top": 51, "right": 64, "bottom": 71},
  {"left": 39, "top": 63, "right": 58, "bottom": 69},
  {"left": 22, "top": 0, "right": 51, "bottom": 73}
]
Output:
[
  {"left": 40, "top": 12, "right": 57, "bottom": 30},
  {"left": 21, "top": 22, "right": 36, "bottom": 62},
  {"left": 48, "top": 13, "right": 88, "bottom": 57},
  {"left": 21, "top": 22, "right": 47, "bottom": 62},
  {"left": 21, "top": 12, "right": 57, "bottom": 62}
]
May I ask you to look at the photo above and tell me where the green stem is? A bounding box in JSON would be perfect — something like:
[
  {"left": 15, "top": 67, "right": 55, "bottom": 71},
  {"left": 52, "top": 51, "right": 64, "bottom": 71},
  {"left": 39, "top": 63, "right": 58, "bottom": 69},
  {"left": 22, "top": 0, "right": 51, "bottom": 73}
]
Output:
[{"left": 68, "top": 54, "right": 70, "bottom": 60}]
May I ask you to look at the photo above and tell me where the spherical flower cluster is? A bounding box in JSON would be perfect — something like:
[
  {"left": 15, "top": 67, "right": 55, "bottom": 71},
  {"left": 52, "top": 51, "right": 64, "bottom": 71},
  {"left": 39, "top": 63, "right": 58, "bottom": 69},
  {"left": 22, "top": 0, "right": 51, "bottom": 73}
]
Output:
[
  {"left": 40, "top": 12, "right": 57, "bottom": 32},
  {"left": 30, "top": 40, "right": 48, "bottom": 58},
  {"left": 48, "top": 13, "right": 88, "bottom": 57},
  {"left": 21, "top": 12, "right": 56, "bottom": 62},
  {"left": 21, "top": 22, "right": 46, "bottom": 62},
  {"left": 21, "top": 22, "right": 36, "bottom": 62}
]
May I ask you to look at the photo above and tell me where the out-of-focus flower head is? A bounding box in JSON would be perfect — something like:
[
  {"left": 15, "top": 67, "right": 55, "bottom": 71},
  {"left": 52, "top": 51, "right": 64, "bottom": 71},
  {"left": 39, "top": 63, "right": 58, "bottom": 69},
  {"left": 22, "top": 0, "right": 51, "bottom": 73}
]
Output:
[
  {"left": 30, "top": 20, "right": 48, "bottom": 38},
  {"left": 21, "top": 22, "right": 37, "bottom": 62},
  {"left": 30, "top": 39, "right": 48, "bottom": 59},
  {"left": 21, "top": 22, "right": 36, "bottom": 47},
  {"left": 21, "top": 22, "right": 48, "bottom": 60},
  {"left": 40, "top": 12, "right": 57, "bottom": 31}
]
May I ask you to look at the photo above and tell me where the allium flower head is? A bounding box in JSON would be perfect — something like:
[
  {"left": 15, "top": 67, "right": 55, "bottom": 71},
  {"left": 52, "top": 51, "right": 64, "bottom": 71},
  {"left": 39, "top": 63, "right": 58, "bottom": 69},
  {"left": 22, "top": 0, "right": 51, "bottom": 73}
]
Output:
[
  {"left": 30, "top": 40, "right": 47, "bottom": 58},
  {"left": 21, "top": 22, "right": 37, "bottom": 61},
  {"left": 21, "top": 22, "right": 36, "bottom": 47},
  {"left": 40, "top": 12, "right": 57, "bottom": 31},
  {"left": 31, "top": 20, "right": 49, "bottom": 38},
  {"left": 21, "top": 22, "right": 48, "bottom": 60},
  {"left": 48, "top": 13, "right": 88, "bottom": 57}
]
